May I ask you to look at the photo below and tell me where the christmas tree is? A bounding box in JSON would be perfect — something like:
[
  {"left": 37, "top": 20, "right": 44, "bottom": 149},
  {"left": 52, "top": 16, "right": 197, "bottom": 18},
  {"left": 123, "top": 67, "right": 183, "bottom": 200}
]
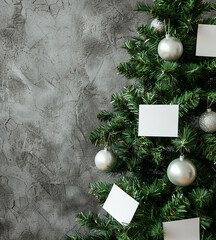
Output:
[{"left": 67, "top": 0, "right": 216, "bottom": 239}]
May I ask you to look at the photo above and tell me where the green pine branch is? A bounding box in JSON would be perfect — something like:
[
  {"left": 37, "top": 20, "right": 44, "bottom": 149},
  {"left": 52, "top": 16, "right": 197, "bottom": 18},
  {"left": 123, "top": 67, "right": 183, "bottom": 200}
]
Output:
[
  {"left": 161, "top": 193, "right": 190, "bottom": 221},
  {"left": 200, "top": 133, "right": 216, "bottom": 163},
  {"left": 171, "top": 89, "right": 201, "bottom": 117},
  {"left": 189, "top": 188, "right": 214, "bottom": 208},
  {"left": 172, "top": 125, "right": 198, "bottom": 153},
  {"left": 66, "top": 233, "right": 105, "bottom": 240},
  {"left": 76, "top": 211, "right": 108, "bottom": 231}
]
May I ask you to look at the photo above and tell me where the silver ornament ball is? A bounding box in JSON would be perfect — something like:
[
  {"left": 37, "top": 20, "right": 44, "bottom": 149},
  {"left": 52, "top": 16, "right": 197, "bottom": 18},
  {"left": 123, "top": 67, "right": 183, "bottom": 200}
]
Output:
[
  {"left": 167, "top": 155, "right": 196, "bottom": 186},
  {"left": 158, "top": 34, "right": 183, "bottom": 61},
  {"left": 150, "top": 19, "right": 164, "bottom": 32},
  {"left": 95, "top": 148, "right": 116, "bottom": 171},
  {"left": 199, "top": 108, "right": 216, "bottom": 133}
]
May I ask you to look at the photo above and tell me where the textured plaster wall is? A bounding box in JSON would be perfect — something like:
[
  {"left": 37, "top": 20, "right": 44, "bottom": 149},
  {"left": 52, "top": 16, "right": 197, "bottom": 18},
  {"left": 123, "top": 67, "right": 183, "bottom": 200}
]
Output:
[{"left": 0, "top": 0, "right": 149, "bottom": 239}]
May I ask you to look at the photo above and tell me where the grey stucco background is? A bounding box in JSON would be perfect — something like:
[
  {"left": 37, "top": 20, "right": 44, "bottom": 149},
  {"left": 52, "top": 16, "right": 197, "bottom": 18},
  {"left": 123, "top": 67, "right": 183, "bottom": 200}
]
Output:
[
  {"left": 0, "top": 0, "right": 150, "bottom": 239},
  {"left": 0, "top": 0, "right": 215, "bottom": 240}
]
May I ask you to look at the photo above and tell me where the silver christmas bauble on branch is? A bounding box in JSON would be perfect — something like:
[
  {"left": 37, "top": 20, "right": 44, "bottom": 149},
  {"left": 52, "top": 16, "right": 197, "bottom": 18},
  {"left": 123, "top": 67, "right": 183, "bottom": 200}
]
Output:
[
  {"left": 94, "top": 147, "right": 116, "bottom": 171},
  {"left": 158, "top": 34, "right": 183, "bottom": 61},
  {"left": 150, "top": 19, "right": 164, "bottom": 32},
  {"left": 167, "top": 155, "right": 196, "bottom": 186},
  {"left": 199, "top": 108, "right": 216, "bottom": 133}
]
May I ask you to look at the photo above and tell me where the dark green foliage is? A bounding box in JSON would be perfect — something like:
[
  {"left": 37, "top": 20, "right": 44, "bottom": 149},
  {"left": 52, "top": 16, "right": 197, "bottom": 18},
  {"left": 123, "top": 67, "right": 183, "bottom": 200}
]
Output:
[
  {"left": 200, "top": 133, "right": 216, "bottom": 163},
  {"left": 76, "top": 212, "right": 109, "bottom": 231},
  {"left": 189, "top": 188, "right": 213, "bottom": 208},
  {"left": 137, "top": 0, "right": 216, "bottom": 26},
  {"left": 67, "top": 0, "right": 216, "bottom": 239},
  {"left": 68, "top": 233, "right": 106, "bottom": 240},
  {"left": 172, "top": 125, "right": 198, "bottom": 152}
]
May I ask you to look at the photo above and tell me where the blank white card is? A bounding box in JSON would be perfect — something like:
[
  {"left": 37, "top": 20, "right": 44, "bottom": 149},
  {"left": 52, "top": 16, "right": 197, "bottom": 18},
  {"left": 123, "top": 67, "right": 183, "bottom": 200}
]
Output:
[
  {"left": 103, "top": 184, "right": 139, "bottom": 226},
  {"left": 138, "top": 105, "right": 179, "bottom": 137},
  {"left": 196, "top": 24, "right": 216, "bottom": 57},
  {"left": 163, "top": 218, "right": 200, "bottom": 240}
]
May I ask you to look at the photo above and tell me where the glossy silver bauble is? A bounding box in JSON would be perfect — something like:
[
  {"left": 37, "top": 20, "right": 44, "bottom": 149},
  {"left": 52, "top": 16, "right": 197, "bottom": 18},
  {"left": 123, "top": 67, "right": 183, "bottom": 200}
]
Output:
[
  {"left": 167, "top": 155, "right": 196, "bottom": 186},
  {"left": 94, "top": 148, "right": 116, "bottom": 171},
  {"left": 158, "top": 34, "right": 183, "bottom": 61},
  {"left": 199, "top": 108, "right": 216, "bottom": 133}
]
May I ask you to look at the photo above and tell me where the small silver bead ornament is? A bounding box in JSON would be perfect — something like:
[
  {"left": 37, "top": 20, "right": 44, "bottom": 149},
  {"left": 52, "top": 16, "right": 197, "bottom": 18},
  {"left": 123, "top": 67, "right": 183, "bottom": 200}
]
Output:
[
  {"left": 158, "top": 34, "right": 183, "bottom": 61},
  {"left": 94, "top": 147, "right": 116, "bottom": 171},
  {"left": 167, "top": 155, "right": 196, "bottom": 186},
  {"left": 199, "top": 108, "right": 216, "bottom": 133}
]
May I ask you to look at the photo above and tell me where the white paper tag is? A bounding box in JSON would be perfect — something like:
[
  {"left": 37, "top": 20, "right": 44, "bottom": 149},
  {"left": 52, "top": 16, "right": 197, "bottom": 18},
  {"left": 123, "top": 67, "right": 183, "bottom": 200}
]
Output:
[
  {"left": 196, "top": 24, "right": 216, "bottom": 57},
  {"left": 163, "top": 218, "right": 200, "bottom": 240},
  {"left": 138, "top": 105, "right": 179, "bottom": 137},
  {"left": 103, "top": 184, "right": 139, "bottom": 226}
]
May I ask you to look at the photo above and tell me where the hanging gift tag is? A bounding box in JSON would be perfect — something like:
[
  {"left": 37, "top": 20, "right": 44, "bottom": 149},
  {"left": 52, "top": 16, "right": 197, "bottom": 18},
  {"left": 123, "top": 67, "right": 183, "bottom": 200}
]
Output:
[
  {"left": 103, "top": 184, "right": 139, "bottom": 226},
  {"left": 196, "top": 24, "right": 216, "bottom": 57},
  {"left": 138, "top": 105, "right": 179, "bottom": 137},
  {"left": 163, "top": 218, "right": 200, "bottom": 240}
]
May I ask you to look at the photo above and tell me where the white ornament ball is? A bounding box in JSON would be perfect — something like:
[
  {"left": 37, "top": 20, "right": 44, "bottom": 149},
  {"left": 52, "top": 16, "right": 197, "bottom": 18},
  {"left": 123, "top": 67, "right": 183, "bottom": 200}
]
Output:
[
  {"left": 94, "top": 148, "right": 115, "bottom": 171},
  {"left": 150, "top": 19, "right": 164, "bottom": 32},
  {"left": 167, "top": 155, "right": 196, "bottom": 186},
  {"left": 158, "top": 34, "right": 183, "bottom": 61},
  {"left": 199, "top": 108, "right": 216, "bottom": 133}
]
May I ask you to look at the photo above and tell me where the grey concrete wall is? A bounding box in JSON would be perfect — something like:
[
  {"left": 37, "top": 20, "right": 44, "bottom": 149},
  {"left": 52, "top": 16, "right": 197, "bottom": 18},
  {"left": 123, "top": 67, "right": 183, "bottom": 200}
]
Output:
[{"left": 0, "top": 0, "right": 148, "bottom": 239}]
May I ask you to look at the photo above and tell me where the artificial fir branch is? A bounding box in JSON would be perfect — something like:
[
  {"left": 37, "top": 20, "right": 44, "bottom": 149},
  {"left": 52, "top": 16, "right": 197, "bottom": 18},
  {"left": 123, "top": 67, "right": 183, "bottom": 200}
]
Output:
[
  {"left": 200, "top": 133, "right": 216, "bottom": 163},
  {"left": 68, "top": 233, "right": 106, "bottom": 240},
  {"left": 76, "top": 211, "right": 108, "bottom": 231},
  {"left": 171, "top": 89, "right": 201, "bottom": 116},
  {"left": 189, "top": 188, "right": 214, "bottom": 208},
  {"left": 137, "top": 0, "right": 216, "bottom": 23},
  {"left": 137, "top": 24, "right": 163, "bottom": 42},
  {"left": 172, "top": 125, "right": 198, "bottom": 152},
  {"left": 161, "top": 193, "right": 190, "bottom": 221}
]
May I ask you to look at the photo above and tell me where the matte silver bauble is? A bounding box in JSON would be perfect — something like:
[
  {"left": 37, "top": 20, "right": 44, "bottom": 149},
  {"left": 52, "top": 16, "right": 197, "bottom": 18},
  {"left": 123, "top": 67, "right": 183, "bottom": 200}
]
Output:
[
  {"left": 150, "top": 19, "right": 164, "bottom": 32},
  {"left": 167, "top": 155, "right": 196, "bottom": 186},
  {"left": 158, "top": 34, "right": 183, "bottom": 61},
  {"left": 199, "top": 108, "right": 216, "bottom": 133},
  {"left": 95, "top": 148, "right": 116, "bottom": 171}
]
